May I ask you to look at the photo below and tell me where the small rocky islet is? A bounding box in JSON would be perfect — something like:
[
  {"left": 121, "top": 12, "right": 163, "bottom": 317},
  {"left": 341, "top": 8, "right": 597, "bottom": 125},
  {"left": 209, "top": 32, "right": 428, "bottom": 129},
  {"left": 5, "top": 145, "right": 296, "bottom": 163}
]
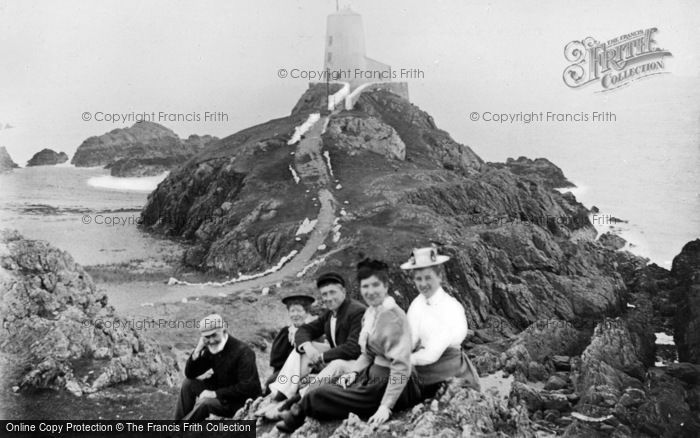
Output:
[
  {"left": 70, "top": 121, "right": 218, "bottom": 177},
  {"left": 26, "top": 148, "right": 69, "bottom": 167}
]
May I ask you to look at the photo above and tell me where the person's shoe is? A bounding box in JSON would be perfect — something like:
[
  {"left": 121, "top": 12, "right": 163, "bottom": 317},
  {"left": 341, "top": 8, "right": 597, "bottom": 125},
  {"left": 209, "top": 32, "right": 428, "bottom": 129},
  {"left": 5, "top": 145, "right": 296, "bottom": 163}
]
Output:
[{"left": 275, "top": 404, "right": 305, "bottom": 433}]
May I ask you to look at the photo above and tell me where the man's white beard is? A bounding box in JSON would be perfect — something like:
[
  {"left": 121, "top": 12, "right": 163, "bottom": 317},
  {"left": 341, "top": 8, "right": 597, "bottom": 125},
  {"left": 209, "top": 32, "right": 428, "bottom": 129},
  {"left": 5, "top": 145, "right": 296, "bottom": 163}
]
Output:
[{"left": 207, "top": 333, "right": 228, "bottom": 354}]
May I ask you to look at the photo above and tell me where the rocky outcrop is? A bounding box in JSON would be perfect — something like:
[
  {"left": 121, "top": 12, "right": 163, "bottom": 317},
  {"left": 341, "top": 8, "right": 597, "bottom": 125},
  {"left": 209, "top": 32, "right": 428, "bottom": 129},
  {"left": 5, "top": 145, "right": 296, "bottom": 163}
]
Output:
[
  {"left": 325, "top": 115, "right": 405, "bottom": 160},
  {"left": 0, "top": 229, "right": 177, "bottom": 395},
  {"left": 0, "top": 146, "right": 19, "bottom": 172},
  {"left": 598, "top": 232, "right": 626, "bottom": 250},
  {"left": 671, "top": 239, "right": 700, "bottom": 363},
  {"left": 562, "top": 319, "right": 700, "bottom": 437},
  {"left": 71, "top": 121, "right": 217, "bottom": 176},
  {"left": 26, "top": 148, "right": 69, "bottom": 166},
  {"left": 572, "top": 320, "right": 645, "bottom": 417},
  {"left": 353, "top": 89, "right": 483, "bottom": 175},
  {"left": 490, "top": 156, "right": 576, "bottom": 189},
  {"left": 236, "top": 380, "right": 536, "bottom": 437}
]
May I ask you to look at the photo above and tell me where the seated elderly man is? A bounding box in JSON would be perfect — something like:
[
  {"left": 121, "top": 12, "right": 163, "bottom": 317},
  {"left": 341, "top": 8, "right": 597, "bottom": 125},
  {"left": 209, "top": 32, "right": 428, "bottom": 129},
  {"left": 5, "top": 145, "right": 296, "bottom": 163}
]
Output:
[{"left": 174, "top": 314, "right": 262, "bottom": 421}]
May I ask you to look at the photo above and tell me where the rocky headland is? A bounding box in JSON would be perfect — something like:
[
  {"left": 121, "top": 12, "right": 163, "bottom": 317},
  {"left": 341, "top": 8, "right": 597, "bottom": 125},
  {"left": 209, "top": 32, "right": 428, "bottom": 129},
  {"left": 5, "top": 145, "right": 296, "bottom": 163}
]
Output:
[
  {"left": 26, "top": 148, "right": 69, "bottom": 166},
  {"left": 70, "top": 121, "right": 218, "bottom": 177},
  {"left": 489, "top": 156, "right": 576, "bottom": 189},
  {"left": 134, "top": 84, "right": 700, "bottom": 436},
  {"left": 0, "top": 146, "right": 19, "bottom": 172},
  {"left": 0, "top": 230, "right": 177, "bottom": 396}
]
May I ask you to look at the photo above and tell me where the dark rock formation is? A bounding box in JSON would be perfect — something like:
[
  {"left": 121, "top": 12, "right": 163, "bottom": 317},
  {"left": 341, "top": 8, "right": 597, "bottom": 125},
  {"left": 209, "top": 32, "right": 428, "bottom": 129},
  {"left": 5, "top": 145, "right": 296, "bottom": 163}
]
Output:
[
  {"left": 572, "top": 320, "right": 645, "bottom": 418},
  {"left": 71, "top": 121, "right": 217, "bottom": 176},
  {"left": 489, "top": 156, "right": 576, "bottom": 189},
  {"left": 0, "top": 229, "right": 177, "bottom": 395},
  {"left": 672, "top": 239, "right": 700, "bottom": 364},
  {"left": 26, "top": 148, "right": 69, "bottom": 166},
  {"left": 598, "top": 232, "right": 626, "bottom": 250},
  {"left": 0, "top": 146, "right": 19, "bottom": 172},
  {"left": 139, "top": 115, "right": 302, "bottom": 271}
]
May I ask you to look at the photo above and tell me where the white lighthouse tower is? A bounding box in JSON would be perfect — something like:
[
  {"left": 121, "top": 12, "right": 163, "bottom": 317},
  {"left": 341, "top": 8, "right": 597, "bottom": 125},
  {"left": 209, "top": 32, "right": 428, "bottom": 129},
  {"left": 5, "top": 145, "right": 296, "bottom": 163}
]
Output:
[{"left": 323, "top": 5, "right": 391, "bottom": 87}]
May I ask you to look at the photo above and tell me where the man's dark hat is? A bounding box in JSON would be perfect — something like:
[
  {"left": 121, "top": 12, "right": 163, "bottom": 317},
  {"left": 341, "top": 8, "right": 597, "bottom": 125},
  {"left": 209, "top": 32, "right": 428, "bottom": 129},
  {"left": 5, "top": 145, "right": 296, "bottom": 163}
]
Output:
[
  {"left": 316, "top": 272, "right": 346, "bottom": 288},
  {"left": 281, "top": 293, "right": 315, "bottom": 307}
]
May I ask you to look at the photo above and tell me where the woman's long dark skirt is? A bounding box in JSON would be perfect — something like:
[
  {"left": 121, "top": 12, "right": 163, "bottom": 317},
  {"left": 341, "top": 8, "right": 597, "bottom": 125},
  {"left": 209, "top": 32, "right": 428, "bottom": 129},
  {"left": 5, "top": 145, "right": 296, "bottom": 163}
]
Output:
[{"left": 300, "top": 363, "right": 423, "bottom": 420}]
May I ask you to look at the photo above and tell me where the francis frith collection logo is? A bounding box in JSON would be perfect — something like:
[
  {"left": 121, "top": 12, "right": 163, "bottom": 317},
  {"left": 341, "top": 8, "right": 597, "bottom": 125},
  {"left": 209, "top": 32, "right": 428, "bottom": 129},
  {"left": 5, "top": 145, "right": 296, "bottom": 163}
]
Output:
[{"left": 563, "top": 28, "right": 672, "bottom": 91}]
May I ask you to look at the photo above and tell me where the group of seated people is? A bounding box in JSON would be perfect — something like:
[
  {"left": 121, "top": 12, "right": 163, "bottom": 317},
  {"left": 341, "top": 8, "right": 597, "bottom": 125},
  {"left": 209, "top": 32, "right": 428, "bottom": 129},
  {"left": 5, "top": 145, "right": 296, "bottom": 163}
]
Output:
[{"left": 174, "top": 247, "right": 481, "bottom": 432}]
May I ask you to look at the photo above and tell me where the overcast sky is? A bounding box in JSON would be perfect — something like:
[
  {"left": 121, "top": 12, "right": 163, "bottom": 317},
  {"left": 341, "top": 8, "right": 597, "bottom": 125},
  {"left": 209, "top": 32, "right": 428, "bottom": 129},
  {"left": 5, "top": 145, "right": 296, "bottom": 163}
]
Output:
[{"left": 0, "top": 0, "right": 698, "bottom": 165}]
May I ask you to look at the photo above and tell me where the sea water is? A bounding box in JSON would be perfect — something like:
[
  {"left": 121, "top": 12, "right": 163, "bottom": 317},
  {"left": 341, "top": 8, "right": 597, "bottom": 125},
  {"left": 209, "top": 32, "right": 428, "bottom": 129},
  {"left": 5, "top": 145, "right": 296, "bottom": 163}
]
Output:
[
  {"left": 430, "top": 76, "right": 700, "bottom": 268},
  {"left": 0, "top": 166, "right": 176, "bottom": 266}
]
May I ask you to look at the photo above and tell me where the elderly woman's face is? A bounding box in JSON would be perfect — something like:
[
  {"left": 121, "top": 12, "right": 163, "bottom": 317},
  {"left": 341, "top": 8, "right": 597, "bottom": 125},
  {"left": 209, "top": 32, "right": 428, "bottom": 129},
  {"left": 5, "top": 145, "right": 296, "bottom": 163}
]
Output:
[
  {"left": 360, "top": 274, "right": 389, "bottom": 307},
  {"left": 411, "top": 267, "right": 442, "bottom": 297},
  {"left": 287, "top": 304, "right": 308, "bottom": 327}
]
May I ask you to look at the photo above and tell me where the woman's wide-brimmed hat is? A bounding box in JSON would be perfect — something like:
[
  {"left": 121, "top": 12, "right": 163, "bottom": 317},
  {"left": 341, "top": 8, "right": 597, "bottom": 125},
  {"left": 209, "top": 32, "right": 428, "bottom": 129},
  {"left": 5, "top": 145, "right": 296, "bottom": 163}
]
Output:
[
  {"left": 400, "top": 247, "right": 450, "bottom": 270},
  {"left": 281, "top": 293, "right": 316, "bottom": 307}
]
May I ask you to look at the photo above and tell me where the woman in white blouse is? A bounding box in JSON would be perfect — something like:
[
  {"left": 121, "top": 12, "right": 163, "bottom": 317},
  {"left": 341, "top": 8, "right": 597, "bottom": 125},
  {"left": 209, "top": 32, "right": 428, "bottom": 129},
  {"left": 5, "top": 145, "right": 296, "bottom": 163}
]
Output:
[{"left": 401, "top": 247, "right": 481, "bottom": 395}]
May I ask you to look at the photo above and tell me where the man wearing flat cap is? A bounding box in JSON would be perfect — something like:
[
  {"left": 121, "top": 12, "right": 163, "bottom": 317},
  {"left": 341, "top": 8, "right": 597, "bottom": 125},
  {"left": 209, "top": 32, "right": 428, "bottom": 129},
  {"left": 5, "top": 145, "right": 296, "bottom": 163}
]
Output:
[
  {"left": 174, "top": 313, "right": 262, "bottom": 421},
  {"left": 260, "top": 272, "right": 365, "bottom": 418}
]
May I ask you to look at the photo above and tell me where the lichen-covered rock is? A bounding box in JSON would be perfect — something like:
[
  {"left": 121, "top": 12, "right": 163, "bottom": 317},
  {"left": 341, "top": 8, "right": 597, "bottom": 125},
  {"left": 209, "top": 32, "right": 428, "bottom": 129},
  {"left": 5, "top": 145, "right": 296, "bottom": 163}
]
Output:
[
  {"left": 510, "top": 381, "right": 543, "bottom": 412},
  {"left": 632, "top": 370, "right": 700, "bottom": 437},
  {"left": 0, "top": 229, "right": 177, "bottom": 394},
  {"left": 570, "top": 319, "right": 645, "bottom": 421},
  {"left": 325, "top": 115, "right": 406, "bottom": 160},
  {"left": 495, "top": 319, "right": 588, "bottom": 380}
]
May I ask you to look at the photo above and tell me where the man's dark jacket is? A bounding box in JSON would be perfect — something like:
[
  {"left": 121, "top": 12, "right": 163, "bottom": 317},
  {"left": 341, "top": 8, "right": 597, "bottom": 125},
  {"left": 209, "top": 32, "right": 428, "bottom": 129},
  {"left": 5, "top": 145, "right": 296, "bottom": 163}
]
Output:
[
  {"left": 295, "top": 298, "right": 366, "bottom": 363},
  {"left": 185, "top": 335, "right": 262, "bottom": 404}
]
